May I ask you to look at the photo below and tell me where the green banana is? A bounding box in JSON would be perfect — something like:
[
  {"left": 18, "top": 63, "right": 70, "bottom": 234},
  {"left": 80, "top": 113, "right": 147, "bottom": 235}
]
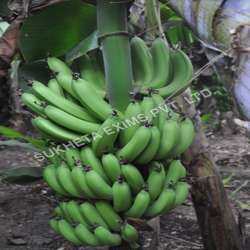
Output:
[
  {"left": 146, "top": 38, "right": 173, "bottom": 88},
  {"left": 44, "top": 105, "right": 101, "bottom": 135},
  {"left": 164, "top": 117, "right": 194, "bottom": 158},
  {"left": 94, "top": 225, "right": 122, "bottom": 246},
  {"left": 143, "top": 187, "right": 176, "bottom": 217},
  {"left": 120, "top": 222, "right": 139, "bottom": 243},
  {"left": 95, "top": 200, "right": 123, "bottom": 231},
  {"left": 28, "top": 79, "right": 100, "bottom": 122},
  {"left": 66, "top": 200, "right": 88, "bottom": 227},
  {"left": 47, "top": 77, "right": 65, "bottom": 98},
  {"left": 90, "top": 53, "right": 106, "bottom": 89},
  {"left": 50, "top": 218, "right": 61, "bottom": 235},
  {"left": 79, "top": 202, "right": 111, "bottom": 231},
  {"left": 43, "top": 164, "right": 72, "bottom": 197},
  {"left": 85, "top": 167, "right": 113, "bottom": 200},
  {"left": 74, "top": 223, "right": 104, "bottom": 246},
  {"left": 116, "top": 125, "right": 151, "bottom": 162},
  {"left": 95, "top": 49, "right": 105, "bottom": 75},
  {"left": 133, "top": 125, "right": 161, "bottom": 165},
  {"left": 72, "top": 75, "right": 124, "bottom": 121},
  {"left": 71, "top": 164, "right": 101, "bottom": 199},
  {"left": 20, "top": 93, "right": 46, "bottom": 116},
  {"left": 147, "top": 165, "right": 165, "bottom": 201},
  {"left": 165, "top": 160, "right": 185, "bottom": 187},
  {"left": 44, "top": 145, "right": 61, "bottom": 168},
  {"left": 171, "top": 182, "right": 188, "bottom": 209},
  {"left": 57, "top": 219, "right": 83, "bottom": 245},
  {"left": 54, "top": 206, "right": 62, "bottom": 217},
  {"left": 119, "top": 98, "right": 143, "bottom": 147},
  {"left": 34, "top": 116, "right": 89, "bottom": 143},
  {"left": 124, "top": 185, "right": 151, "bottom": 218},
  {"left": 64, "top": 146, "right": 81, "bottom": 170},
  {"left": 56, "top": 163, "right": 88, "bottom": 199},
  {"left": 121, "top": 161, "right": 144, "bottom": 194},
  {"left": 130, "top": 37, "right": 154, "bottom": 86},
  {"left": 60, "top": 201, "right": 74, "bottom": 224},
  {"left": 92, "top": 110, "right": 122, "bottom": 157},
  {"left": 101, "top": 150, "right": 122, "bottom": 183},
  {"left": 80, "top": 146, "right": 112, "bottom": 185},
  {"left": 76, "top": 53, "right": 106, "bottom": 98},
  {"left": 47, "top": 57, "right": 73, "bottom": 76},
  {"left": 112, "top": 176, "right": 132, "bottom": 212},
  {"left": 140, "top": 49, "right": 194, "bottom": 98},
  {"left": 153, "top": 119, "right": 180, "bottom": 160},
  {"left": 141, "top": 95, "right": 159, "bottom": 127}
]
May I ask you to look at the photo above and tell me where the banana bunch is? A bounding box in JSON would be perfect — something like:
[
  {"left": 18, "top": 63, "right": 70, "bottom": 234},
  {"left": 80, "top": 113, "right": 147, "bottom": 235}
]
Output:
[
  {"left": 130, "top": 37, "right": 194, "bottom": 99},
  {"left": 208, "top": 76, "right": 232, "bottom": 112},
  {"left": 18, "top": 47, "right": 194, "bottom": 248}
]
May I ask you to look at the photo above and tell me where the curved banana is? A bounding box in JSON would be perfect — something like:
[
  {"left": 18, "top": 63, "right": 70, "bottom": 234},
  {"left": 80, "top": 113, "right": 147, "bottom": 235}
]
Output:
[
  {"left": 34, "top": 117, "right": 89, "bottom": 143},
  {"left": 47, "top": 77, "right": 65, "bottom": 98},
  {"left": 65, "top": 91, "right": 81, "bottom": 106},
  {"left": 29, "top": 79, "right": 100, "bottom": 122},
  {"left": 143, "top": 188, "right": 176, "bottom": 217},
  {"left": 153, "top": 119, "right": 180, "bottom": 160},
  {"left": 112, "top": 176, "right": 132, "bottom": 212},
  {"left": 43, "top": 164, "right": 72, "bottom": 197},
  {"left": 56, "top": 163, "right": 88, "bottom": 199},
  {"left": 121, "top": 161, "right": 144, "bottom": 194},
  {"left": 92, "top": 110, "right": 122, "bottom": 157},
  {"left": 47, "top": 57, "right": 73, "bottom": 76},
  {"left": 80, "top": 146, "right": 112, "bottom": 185},
  {"left": 85, "top": 168, "right": 113, "bottom": 200},
  {"left": 165, "top": 160, "right": 185, "bottom": 187},
  {"left": 64, "top": 146, "right": 81, "bottom": 170},
  {"left": 60, "top": 201, "right": 74, "bottom": 224},
  {"left": 171, "top": 182, "right": 188, "bottom": 210},
  {"left": 72, "top": 75, "right": 124, "bottom": 121},
  {"left": 75, "top": 53, "right": 106, "bottom": 98},
  {"left": 141, "top": 95, "right": 159, "bottom": 127},
  {"left": 140, "top": 49, "right": 194, "bottom": 98},
  {"left": 101, "top": 150, "right": 122, "bottom": 183},
  {"left": 119, "top": 99, "right": 143, "bottom": 147},
  {"left": 147, "top": 165, "right": 165, "bottom": 201},
  {"left": 120, "top": 222, "right": 139, "bottom": 243},
  {"left": 116, "top": 125, "right": 151, "bottom": 162},
  {"left": 74, "top": 223, "right": 104, "bottom": 246},
  {"left": 164, "top": 117, "right": 194, "bottom": 158},
  {"left": 133, "top": 125, "right": 161, "bottom": 165},
  {"left": 44, "top": 105, "right": 101, "bottom": 135},
  {"left": 146, "top": 38, "right": 173, "bottom": 88},
  {"left": 54, "top": 206, "right": 62, "bottom": 217},
  {"left": 130, "top": 37, "right": 154, "bottom": 86},
  {"left": 124, "top": 185, "right": 151, "bottom": 218},
  {"left": 94, "top": 226, "right": 122, "bottom": 246},
  {"left": 95, "top": 200, "right": 123, "bottom": 231},
  {"left": 79, "top": 202, "right": 110, "bottom": 231},
  {"left": 44, "top": 145, "right": 61, "bottom": 168},
  {"left": 50, "top": 218, "right": 61, "bottom": 235},
  {"left": 57, "top": 219, "right": 83, "bottom": 245},
  {"left": 66, "top": 200, "right": 88, "bottom": 227},
  {"left": 21, "top": 93, "right": 45, "bottom": 116},
  {"left": 71, "top": 164, "right": 101, "bottom": 199}
]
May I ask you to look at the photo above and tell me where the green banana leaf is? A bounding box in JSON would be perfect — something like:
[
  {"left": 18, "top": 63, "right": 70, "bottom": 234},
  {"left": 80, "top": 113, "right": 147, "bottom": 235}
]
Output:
[
  {"left": 0, "top": 140, "right": 42, "bottom": 152},
  {"left": 65, "top": 30, "right": 99, "bottom": 66},
  {"left": 222, "top": 170, "right": 234, "bottom": 185},
  {"left": 1, "top": 167, "right": 44, "bottom": 185},
  {"left": 0, "top": 126, "right": 45, "bottom": 150},
  {"left": 0, "top": 0, "right": 10, "bottom": 16},
  {"left": 201, "top": 114, "right": 211, "bottom": 124},
  {"left": 20, "top": 0, "right": 97, "bottom": 62}
]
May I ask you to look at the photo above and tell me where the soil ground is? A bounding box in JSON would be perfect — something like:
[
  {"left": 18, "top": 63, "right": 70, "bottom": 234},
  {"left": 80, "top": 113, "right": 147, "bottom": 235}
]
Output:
[{"left": 0, "top": 122, "right": 250, "bottom": 250}]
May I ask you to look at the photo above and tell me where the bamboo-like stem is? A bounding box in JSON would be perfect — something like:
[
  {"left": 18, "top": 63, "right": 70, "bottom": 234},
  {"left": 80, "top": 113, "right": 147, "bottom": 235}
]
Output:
[{"left": 97, "top": 0, "right": 133, "bottom": 112}]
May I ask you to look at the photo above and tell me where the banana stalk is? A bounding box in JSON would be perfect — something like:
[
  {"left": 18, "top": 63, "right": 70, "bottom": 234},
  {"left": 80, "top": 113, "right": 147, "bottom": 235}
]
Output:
[{"left": 97, "top": 0, "right": 133, "bottom": 113}]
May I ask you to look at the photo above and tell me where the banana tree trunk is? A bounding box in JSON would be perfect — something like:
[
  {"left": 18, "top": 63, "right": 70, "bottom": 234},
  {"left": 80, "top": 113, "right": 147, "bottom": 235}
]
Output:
[{"left": 159, "top": 0, "right": 250, "bottom": 121}]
